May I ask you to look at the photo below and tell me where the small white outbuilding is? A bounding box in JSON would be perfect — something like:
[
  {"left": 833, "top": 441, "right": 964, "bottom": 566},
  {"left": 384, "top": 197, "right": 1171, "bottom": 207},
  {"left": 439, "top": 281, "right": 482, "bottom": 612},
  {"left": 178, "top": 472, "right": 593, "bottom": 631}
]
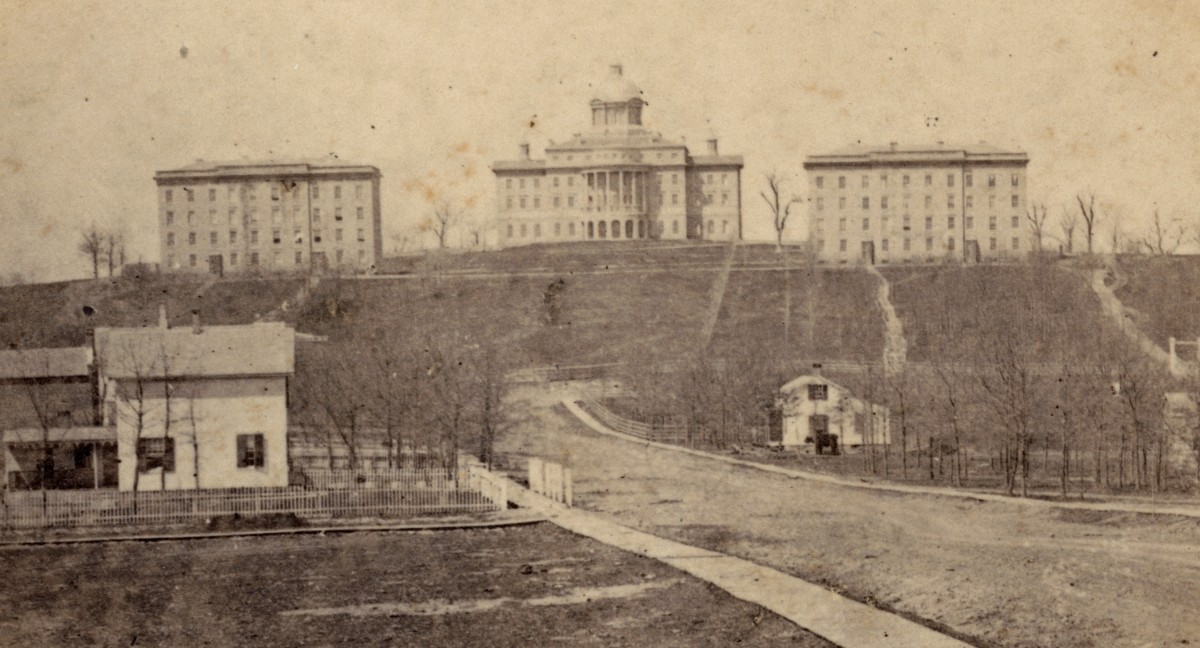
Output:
[{"left": 776, "top": 372, "right": 890, "bottom": 453}]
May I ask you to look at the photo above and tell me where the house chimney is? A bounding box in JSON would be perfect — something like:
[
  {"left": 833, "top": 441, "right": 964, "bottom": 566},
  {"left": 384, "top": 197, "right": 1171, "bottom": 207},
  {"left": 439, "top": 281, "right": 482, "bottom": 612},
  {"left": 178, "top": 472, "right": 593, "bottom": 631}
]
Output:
[
  {"left": 812, "top": 363, "right": 822, "bottom": 376},
  {"left": 191, "top": 309, "right": 202, "bottom": 334},
  {"left": 519, "top": 143, "right": 530, "bottom": 160},
  {"left": 158, "top": 304, "right": 168, "bottom": 329},
  {"left": 610, "top": 63, "right": 623, "bottom": 76},
  {"left": 706, "top": 138, "right": 719, "bottom": 155}
]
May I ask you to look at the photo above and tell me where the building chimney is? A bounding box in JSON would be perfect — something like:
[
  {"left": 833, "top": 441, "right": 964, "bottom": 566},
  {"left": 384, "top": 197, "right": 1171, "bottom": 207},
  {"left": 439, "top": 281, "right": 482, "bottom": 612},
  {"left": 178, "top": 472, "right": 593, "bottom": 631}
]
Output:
[
  {"left": 889, "top": 141, "right": 898, "bottom": 152},
  {"left": 610, "top": 63, "right": 623, "bottom": 76},
  {"left": 519, "top": 143, "right": 530, "bottom": 160},
  {"left": 158, "top": 304, "right": 168, "bottom": 329},
  {"left": 812, "top": 363, "right": 822, "bottom": 376},
  {"left": 191, "top": 309, "right": 202, "bottom": 334},
  {"left": 706, "top": 138, "right": 719, "bottom": 155}
]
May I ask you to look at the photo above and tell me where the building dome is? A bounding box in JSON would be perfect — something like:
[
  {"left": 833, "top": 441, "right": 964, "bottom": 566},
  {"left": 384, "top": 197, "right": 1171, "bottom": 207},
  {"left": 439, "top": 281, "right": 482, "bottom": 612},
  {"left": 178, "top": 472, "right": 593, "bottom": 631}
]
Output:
[{"left": 592, "top": 64, "right": 643, "bottom": 103}]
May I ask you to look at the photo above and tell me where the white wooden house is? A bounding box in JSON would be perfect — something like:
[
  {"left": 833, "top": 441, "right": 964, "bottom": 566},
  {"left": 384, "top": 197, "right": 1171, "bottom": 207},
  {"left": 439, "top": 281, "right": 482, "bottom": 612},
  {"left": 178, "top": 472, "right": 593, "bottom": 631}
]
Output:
[
  {"left": 94, "top": 317, "right": 295, "bottom": 491},
  {"left": 776, "top": 373, "right": 890, "bottom": 452}
]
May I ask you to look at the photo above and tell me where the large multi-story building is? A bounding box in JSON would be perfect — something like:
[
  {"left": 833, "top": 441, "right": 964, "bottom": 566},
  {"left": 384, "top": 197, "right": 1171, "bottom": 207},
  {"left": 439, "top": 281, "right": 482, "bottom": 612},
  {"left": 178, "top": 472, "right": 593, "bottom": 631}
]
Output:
[
  {"left": 492, "top": 65, "right": 744, "bottom": 245},
  {"left": 154, "top": 161, "right": 382, "bottom": 274},
  {"left": 803, "top": 143, "right": 1029, "bottom": 264}
]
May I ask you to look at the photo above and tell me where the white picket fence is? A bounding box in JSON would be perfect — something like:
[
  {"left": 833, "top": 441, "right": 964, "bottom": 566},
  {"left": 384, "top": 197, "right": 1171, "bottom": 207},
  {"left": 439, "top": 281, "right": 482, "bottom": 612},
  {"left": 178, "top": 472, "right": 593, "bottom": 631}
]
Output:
[
  {"left": 0, "top": 463, "right": 508, "bottom": 531},
  {"left": 528, "top": 458, "right": 573, "bottom": 506}
]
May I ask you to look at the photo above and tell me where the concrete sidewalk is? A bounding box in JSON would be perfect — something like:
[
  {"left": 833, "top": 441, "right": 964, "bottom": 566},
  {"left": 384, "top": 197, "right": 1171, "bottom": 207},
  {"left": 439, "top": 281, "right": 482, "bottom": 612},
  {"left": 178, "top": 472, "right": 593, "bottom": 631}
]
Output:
[
  {"left": 563, "top": 397, "right": 1200, "bottom": 520},
  {"left": 509, "top": 485, "right": 971, "bottom": 648}
]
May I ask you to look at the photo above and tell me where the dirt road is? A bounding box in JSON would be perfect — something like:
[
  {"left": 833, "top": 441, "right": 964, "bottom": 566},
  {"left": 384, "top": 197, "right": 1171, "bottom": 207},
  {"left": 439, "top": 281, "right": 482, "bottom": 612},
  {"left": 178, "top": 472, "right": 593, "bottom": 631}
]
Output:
[{"left": 500, "top": 384, "right": 1200, "bottom": 648}]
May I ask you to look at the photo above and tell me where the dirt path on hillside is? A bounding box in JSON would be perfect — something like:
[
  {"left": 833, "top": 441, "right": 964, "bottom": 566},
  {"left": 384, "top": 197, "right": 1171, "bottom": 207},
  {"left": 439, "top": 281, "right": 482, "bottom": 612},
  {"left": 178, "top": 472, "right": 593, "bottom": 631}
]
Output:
[
  {"left": 1090, "top": 264, "right": 1179, "bottom": 376},
  {"left": 867, "top": 265, "right": 906, "bottom": 374},
  {"left": 500, "top": 384, "right": 1200, "bottom": 648}
]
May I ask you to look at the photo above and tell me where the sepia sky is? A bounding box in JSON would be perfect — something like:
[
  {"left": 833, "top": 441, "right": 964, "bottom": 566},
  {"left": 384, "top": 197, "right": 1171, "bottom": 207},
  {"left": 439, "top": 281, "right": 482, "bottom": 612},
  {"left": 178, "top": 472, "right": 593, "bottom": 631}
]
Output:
[{"left": 1, "top": 0, "right": 1198, "bottom": 281}]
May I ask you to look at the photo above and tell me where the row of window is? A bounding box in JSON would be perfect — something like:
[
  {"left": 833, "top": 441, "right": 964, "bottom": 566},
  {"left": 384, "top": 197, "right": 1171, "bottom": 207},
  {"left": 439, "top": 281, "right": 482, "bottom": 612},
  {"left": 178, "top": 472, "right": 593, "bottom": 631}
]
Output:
[
  {"left": 166, "top": 206, "right": 366, "bottom": 226},
  {"left": 545, "top": 149, "right": 686, "bottom": 163},
  {"left": 167, "top": 248, "right": 368, "bottom": 269},
  {"left": 136, "top": 434, "right": 264, "bottom": 473},
  {"left": 504, "top": 191, "right": 734, "bottom": 210},
  {"left": 167, "top": 228, "right": 367, "bottom": 246},
  {"left": 165, "top": 183, "right": 368, "bottom": 204},
  {"left": 815, "top": 172, "right": 1020, "bottom": 190},
  {"left": 503, "top": 172, "right": 732, "bottom": 191},
  {"left": 815, "top": 194, "right": 1021, "bottom": 211},
  {"left": 816, "top": 214, "right": 1022, "bottom": 233},
  {"left": 503, "top": 217, "right": 733, "bottom": 240},
  {"left": 816, "top": 236, "right": 1022, "bottom": 253}
]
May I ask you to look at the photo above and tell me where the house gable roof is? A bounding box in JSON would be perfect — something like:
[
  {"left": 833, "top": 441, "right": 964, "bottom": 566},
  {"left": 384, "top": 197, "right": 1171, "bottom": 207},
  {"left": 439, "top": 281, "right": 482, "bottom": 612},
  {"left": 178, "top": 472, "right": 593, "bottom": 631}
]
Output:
[
  {"left": 95, "top": 323, "right": 294, "bottom": 381},
  {"left": 0, "top": 347, "right": 92, "bottom": 380}
]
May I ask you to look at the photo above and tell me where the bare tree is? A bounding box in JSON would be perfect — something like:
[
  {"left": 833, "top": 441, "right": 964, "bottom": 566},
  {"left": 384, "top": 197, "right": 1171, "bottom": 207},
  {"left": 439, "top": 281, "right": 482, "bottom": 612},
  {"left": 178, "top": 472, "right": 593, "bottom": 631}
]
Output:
[
  {"left": 761, "top": 172, "right": 801, "bottom": 252},
  {"left": 1076, "top": 194, "right": 1101, "bottom": 255},
  {"left": 1141, "top": 210, "right": 1183, "bottom": 255},
  {"left": 427, "top": 201, "right": 460, "bottom": 250},
  {"left": 1025, "top": 204, "right": 1049, "bottom": 252},
  {"left": 103, "top": 229, "right": 126, "bottom": 277},
  {"left": 1057, "top": 207, "right": 1078, "bottom": 255},
  {"left": 78, "top": 224, "right": 104, "bottom": 279}
]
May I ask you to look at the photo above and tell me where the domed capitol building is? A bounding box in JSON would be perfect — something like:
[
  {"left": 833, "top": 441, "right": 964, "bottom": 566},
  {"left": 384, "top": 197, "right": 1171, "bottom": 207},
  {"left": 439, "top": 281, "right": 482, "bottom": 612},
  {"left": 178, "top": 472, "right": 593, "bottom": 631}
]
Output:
[{"left": 492, "top": 65, "right": 744, "bottom": 246}]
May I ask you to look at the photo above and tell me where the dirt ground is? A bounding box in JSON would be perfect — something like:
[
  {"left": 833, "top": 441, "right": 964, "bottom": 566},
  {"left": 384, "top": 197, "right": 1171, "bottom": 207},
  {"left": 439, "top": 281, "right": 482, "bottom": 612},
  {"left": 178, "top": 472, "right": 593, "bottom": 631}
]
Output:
[
  {"left": 501, "top": 383, "right": 1200, "bottom": 648},
  {"left": 0, "top": 523, "right": 829, "bottom": 647}
]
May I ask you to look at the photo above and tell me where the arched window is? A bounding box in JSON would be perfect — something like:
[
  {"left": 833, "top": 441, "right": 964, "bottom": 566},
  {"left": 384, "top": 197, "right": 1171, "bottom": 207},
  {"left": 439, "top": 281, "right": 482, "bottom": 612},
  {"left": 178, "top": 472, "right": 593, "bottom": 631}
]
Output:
[
  {"left": 638, "top": 220, "right": 646, "bottom": 238},
  {"left": 611, "top": 220, "right": 620, "bottom": 239},
  {"left": 625, "top": 220, "right": 634, "bottom": 238},
  {"left": 588, "top": 221, "right": 595, "bottom": 239},
  {"left": 598, "top": 221, "right": 606, "bottom": 238}
]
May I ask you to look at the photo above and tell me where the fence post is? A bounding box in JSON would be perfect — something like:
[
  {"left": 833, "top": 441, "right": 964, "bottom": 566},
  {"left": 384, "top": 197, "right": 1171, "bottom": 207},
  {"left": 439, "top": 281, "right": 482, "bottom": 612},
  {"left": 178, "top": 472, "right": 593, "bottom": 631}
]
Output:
[{"left": 563, "top": 467, "right": 573, "bottom": 507}]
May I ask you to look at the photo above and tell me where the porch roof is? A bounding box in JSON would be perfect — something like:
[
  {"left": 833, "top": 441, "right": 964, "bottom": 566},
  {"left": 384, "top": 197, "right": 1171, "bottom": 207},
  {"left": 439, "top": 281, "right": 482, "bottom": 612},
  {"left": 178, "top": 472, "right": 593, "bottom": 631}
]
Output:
[{"left": 3, "top": 427, "right": 116, "bottom": 444}]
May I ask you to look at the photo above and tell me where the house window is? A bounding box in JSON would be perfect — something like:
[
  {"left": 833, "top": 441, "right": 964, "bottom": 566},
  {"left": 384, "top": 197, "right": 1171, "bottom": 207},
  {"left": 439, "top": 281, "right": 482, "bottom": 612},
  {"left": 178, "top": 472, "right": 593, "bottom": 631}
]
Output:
[
  {"left": 1011, "top": 195, "right": 1019, "bottom": 208},
  {"left": 925, "top": 237, "right": 933, "bottom": 251},
  {"left": 966, "top": 216, "right": 974, "bottom": 229},
  {"left": 989, "top": 216, "right": 997, "bottom": 230},
  {"left": 671, "top": 194, "right": 678, "bottom": 205},
  {"left": 838, "top": 197, "right": 846, "bottom": 209},
  {"left": 314, "top": 208, "right": 321, "bottom": 222},
  {"left": 313, "top": 229, "right": 322, "bottom": 243},
  {"left": 553, "top": 196, "right": 561, "bottom": 208},
  {"left": 167, "top": 233, "right": 175, "bottom": 246},
  {"left": 187, "top": 210, "right": 194, "bottom": 224},
  {"left": 1012, "top": 237, "right": 1020, "bottom": 250},
  {"left": 816, "top": 197, "right": 824, "bottom": 211},
  {"left": 925, "top": 216, "right": 933, "bottom": 230},
  {"left": 188, "top": 232, "right": 196, "bottom": 245},
  {"left": 569, "top": 222, "right": 576, "bottom": 236},
  {"left": 1011, "top": 174, "right": 1019, "bottom": 187},
  {"left": 534, "top": 223, "right": 542, "bottom": 237},
  {"left": 356, "top": 184, "right": 364, "bottom": 199},
  {"left": 335, "top": 207, "right": 343, "bottom": 221},
  {"left": 312, "top": 185, "right": 320, "bottom": 199},
  {"left": 520, "top": 197, "right": 527, "bottom": 209},
  {"left": 270, "top": 186, "right": 279, "bottom": 200},
  {"left": 965, "top": 173, "right": 973, "bottom": 187},
  {"left": 166, "top": 211, "right": 174, "bottom": 226},
  {"left": 519, "top": 178, "right": 526, "bottom": 189},
  {"left": 334, "top": 185, "right": 342, "bottom": 200},
  {"left": 862, "top": 218, "right": 870, "bottom": 230},
  {"left": 506, "top": 197, "right": 513, "bottom": 209},
  {"left": 947, "top": 174, "right": 955, "bottom": 187},
  {"left": 209, "top": 232, "right": 218, "bottom": 245},
  {"left": 838, "top": 218, "right": 846, "bottom": 232},
  {"left": 902, "top": 175, "right": 910, "bottom": 188},
  {"left": 295, "top": 251, "right": 303, "bottom": 265},
  {"left": 966, "top": 195, "right": 974, "bottom": 208},
  {"left": 990, "top": 237, "right": 998, "bottom": 250},
  {"left": 237, "top": 434, "right": 265, "bottom": 468},
  {"left": 272, "top": 229, "right": 281, "bottom": 245},
  {"left": 880, "top": 196, "right": 888, "bottom": 210},
  {"left": 862, "top": 197, "right": 870, "bottom": 210},
  {"left": 948, "top": 216, "right": 956, "bottom": 229},
  {"left": 165, "top": 189, "right": 173, "bottom": 203},
  {"left": 924, "top": 174, "right": 932, "bottom": 187},
  {"left": 988, "top": 174, "right": 996, "bottom": 187},
  {"left": 948, "top": 237, "right": 956, "bottom": 251},
  {"left": 186, "top": 188, "right": 194, "bottom": 202},
  {"left": 230, "top": 252, "right": 237, "bottom": 266},
  {"left": 1012, "top": 216, "right": 1020, "bottom": 228},
  {"left": 861, "top": 175, "right": 869, "bottom": 189},
  {"left": 880, "top": 174, "right": 888, "bottom": 186},
  {"left": 815, "top": 176, "right": 824, "bottom": 188},
  {"left": 568, "top": 196, "right": 575, "bottom": 207},
  {"left": 838, "top": 176, "right": 846, "bottom": 189},
  {"left": 335, "top": 229, "right": 343, "bottom": 242},
  {"left": 520, "top": 223, "right": 527, "bottom": 237},
  {"left": 924, "top": 195, "right": 932, "bottom": 209},
  {"left": 554, "top": 222, "right": 561, "bottom": 236},
  {"left": 839, "top": 239, "right": 847, "bottom": 252},
  {"left": 808, "top": 384, "right": 828, "bottom": 400},
  {"left": 534, "top": 197, "right": 541, "bottom": 208},
  {"left": 229, "top": 230, "right": 237, "bottom": 244},
  {"left": 947, "top": 194, "right": 955, "bottom": 209},
  {"left": 881, "top": 238, "right": 889, "bottom": 252},
  {"left": 250, "top": 252, "right": 259, "bottom": 265},
  {"left": 137, "top": 438, "right": 175, "bottom": 472},
  {"left": 506, "top": 224, "right": 513, "bottom": 238},
  {"left": 506, "top": 178, "right": 513, "bottom": 189},
  {"left": 357, "top": 228, "right": 365, "bottom": 242},
  {"left": 903, "top": 238, "right": 911, "bottom": 251}
]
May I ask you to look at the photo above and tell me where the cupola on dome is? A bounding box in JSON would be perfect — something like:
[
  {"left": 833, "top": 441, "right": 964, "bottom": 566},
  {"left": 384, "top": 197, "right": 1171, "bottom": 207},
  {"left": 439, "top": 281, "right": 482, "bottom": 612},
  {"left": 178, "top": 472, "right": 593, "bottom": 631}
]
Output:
[{"left": 592, "top": 64, "right": 643, "bottom": 103}]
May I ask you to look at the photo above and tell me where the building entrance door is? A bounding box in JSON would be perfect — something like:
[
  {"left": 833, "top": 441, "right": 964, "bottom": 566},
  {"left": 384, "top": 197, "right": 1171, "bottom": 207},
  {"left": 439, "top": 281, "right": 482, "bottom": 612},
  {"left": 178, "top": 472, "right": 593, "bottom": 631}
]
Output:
[
  {"left": 964, "top": 240, "right": 981, "bottom": 263},
  {"left": 207, "top": 255, "right": 224, "bottom": 277},
  {"left": 861, "top": 241, "right": 876, "bottom": 265}
]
